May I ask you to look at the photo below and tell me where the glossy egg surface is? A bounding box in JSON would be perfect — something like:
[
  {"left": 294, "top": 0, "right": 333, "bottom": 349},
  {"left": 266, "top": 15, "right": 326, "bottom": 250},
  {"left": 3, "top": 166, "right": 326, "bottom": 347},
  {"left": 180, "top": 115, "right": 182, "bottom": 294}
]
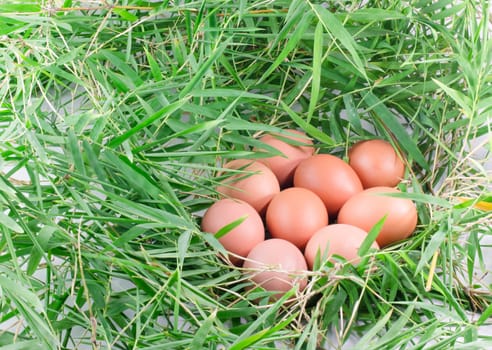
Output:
[
  {"left": 293, "top": 154, "right": 363, "bottom": 216},
  {"left": 304, "top": 224, "right": 379, "bottom": 269},
  {"left": 337, "top": 186, "right": 417, "bottom": 247},
  {"left": 201, "top": 198, "right": 265, "bottom": 265},
  {"left": 217, "top": 159, "right": 280, "bottom": 215},
  {"left": 243, "top": 238, "right": 307, "bottom": 297},
  {"left": 266, "top": 187, "right": 328, "bottom": 249},
  {"left": 348, "top": 139, "right": 405, "bottom": 188},
  {"left": 256, "top": 129, "right": 314, "bottom": 187}
]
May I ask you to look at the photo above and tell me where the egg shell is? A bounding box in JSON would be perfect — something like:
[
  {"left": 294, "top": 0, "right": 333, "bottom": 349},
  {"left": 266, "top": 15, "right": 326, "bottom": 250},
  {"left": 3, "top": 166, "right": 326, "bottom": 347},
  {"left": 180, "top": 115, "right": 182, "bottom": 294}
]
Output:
[
  {"left": 256, "top": 129, "right": 314, "bottom": 188},
  {"left": 243, "top": 238, "right": 308, "bottom": 298},
  {"left": 348, "top": 139, "right": 405, "bottom": 188},
  {"left": 293, "top": 154, "right": 363, "bottom": 216},
  {"left": 201, "top": 198, "right": 265, "bottom": 265},
  {"left": 266, "top": 187, "right": 328, "bottom": 249},
  {"left": 216, "top": 159, "right": 280, "bottom": 215},
  {"left": 304, "top": 224, "right": 379, "bottom": 269},
  {"left": 337, "top": 186, "right": 417, "bottom": 247}
]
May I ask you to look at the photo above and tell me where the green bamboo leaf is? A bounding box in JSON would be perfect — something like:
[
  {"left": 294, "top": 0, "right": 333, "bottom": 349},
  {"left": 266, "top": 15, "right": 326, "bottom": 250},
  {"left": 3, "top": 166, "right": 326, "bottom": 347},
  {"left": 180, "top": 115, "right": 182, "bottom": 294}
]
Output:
[
  {"left": 144, "top": 47, "right": 163, "bottom": 81},
  {"left": 415, "top": 227, "right": 446, "bottom": 275},
  {"left": 0, "top": 4, "right": 41, "bottom": 12},
  {"left": 218, "top": 56, "right": 246, "bottom": 89},
  {"left": 111, "top": 224, "right": 152, "bottom": 248},
  {"left": 258, "top": 13, "right": 312, "bottom": 83},
  {"left": 177, "top": 229, "right": 192, "bottom": 266},
  {"left": 224, "top": 118, "right": 282, "bottom": 132},
  {"left": 358, "top": 215, "right": 386, "bottom": 257},
  {"left": 189, "top": 310, "right": 217, "bottom": 350},
  {"left": 280, "top": 101, "right": 335, "bottom": 146},
  {"left": 82, "top": 140, "right": 108, "bottom": 184},
  {"left": 67, "top": 129, "right": 86, "bottom": 178},
  {"left": 382, "top": 191, "right": 451, "bottom": 208},
  {"left": 103, "top": 191, "right": 192, "bottom": 229},
  {"left": 230, "top": 314, "right": 296, "bottom": 350},
  {"left": 179, "top": 39, "right": 230, "bottom": 98},
  {"left": 98, "top": 50, "right": 143, "bottom": 86},
  {"left": 214, "top": 216, "right": 247, "bottom": 239},
  {"left": 343, "top": 94, "right": 363, "bottom": 134},
  {"left": 0, "top": 176, "right": 17, "bottom": 199},
  {"left": 0, "top": 276, "right": 57, "bottom": 348},
  {"left": 0, "top": 339, "right": 45, "bottom": 350},
  {"left": 349, "top": 309, "right": 393, "bottom": 348},
  {"left": 43, "top": 65, "right": 85, "bottom": 86},
  {"left": 311, "top": 4, "right": 367, "bottom": 80},
  {"left": 467, "top": 231, "right": 480, "bottom": 286},
  {"left": 0, "top": 17, "right": 26, "bottom": 35},
  {"left": 477, "top": 302, "right": 492, "bottom": 326},
  {"left": 0, "top": 212, "right": 23, "bottom": 233},
  {"left": 102, "top": 152, "right": 161, "bottom": 197},
  {"left": 306, "top": 319, "right": 320, "bottom": 350},
  {"left": 113, "top": 8, "right": 139, "bottom": 22},
  {"left": 189, "top": 89, "right": 275, "bottom": 101},
  {"left": 432, "top": 78, "right": 473, "bottom": 117},
  {"left": 27, "top": 226, "right": 56, "bottom": 275},
  {"left": 26, "top": 131, "right": 49, "bottom": 165},
  {"left": 430, "top": 277, "right": 469, "bottom": 322},
  {"left": 347, "top": 8, "right": 407, "bottom": 22},
  {"left": 307, "top": 21, "right": 323, "bottom": 123},
  {"left": 107, "top": 98, "right": 188, "bottom": 148},
  {"left": 229, "top": 289, "right": 296, "bottom": 349},
  {"left": 377, "top": 304, "right": 415, "bottom": 345}
]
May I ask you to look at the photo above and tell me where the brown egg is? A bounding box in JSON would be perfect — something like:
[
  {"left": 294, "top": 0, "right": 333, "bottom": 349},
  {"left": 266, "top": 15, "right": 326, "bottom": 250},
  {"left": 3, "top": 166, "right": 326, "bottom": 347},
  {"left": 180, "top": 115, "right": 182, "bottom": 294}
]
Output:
[
  {"left": 266, "top": 187, "right": 328, "bottom": 249},
  {"left": 337, "top": 187, "right": 418, "bottom": 247},
  {"left": 304, "top": 224, "right": 379, "bottom": 269},
  {"left": 348, "top": 139, "right": 405, "bottom": 188},
  {"left": 256, "top": 129, "right": 314, "bottom": 188},
  {"left": 201, "top": 198, "right": 265, "bottom": 265},
  {"left": 293, "top": 154, "right": 363, "bottom": 216},
  {"left": 243, "top": 238, "right": 307, "bottom": 298},
  {"left": 216, "top": 159, "right": 280, "bottom": 215}
]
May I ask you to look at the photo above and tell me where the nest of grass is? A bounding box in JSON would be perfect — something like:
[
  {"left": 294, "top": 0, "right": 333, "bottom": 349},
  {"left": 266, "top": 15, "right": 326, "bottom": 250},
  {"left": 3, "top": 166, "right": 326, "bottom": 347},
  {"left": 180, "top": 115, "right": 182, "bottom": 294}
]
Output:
[{"left": 0, "top": 0, "right": 490, "bottom": 349}]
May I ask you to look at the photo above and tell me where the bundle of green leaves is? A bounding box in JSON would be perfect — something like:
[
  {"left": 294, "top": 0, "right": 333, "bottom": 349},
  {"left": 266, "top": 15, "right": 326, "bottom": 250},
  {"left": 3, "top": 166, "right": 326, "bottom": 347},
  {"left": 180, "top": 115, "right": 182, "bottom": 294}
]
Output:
[{"left": 0, "top": 0, "right": 490, "bottom": 349}]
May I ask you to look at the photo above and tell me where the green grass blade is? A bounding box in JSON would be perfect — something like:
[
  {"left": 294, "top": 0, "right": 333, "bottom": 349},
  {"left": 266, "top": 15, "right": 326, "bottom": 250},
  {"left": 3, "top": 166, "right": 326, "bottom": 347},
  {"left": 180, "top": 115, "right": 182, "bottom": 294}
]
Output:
[
  {"left": 107, "top": 98, "right": 189, "bottom": 148},
  {"left": 307, "top": 21, "right": 324, "bottom": 123},
  {"left": 258, "top": 13, "right": 312, "bottom": 84},
  {"left": 280, "top": 100, "right": 335, "bottom": 146},
  {"left": 311, "top": 3, "right": 367, "bottom": 80}
]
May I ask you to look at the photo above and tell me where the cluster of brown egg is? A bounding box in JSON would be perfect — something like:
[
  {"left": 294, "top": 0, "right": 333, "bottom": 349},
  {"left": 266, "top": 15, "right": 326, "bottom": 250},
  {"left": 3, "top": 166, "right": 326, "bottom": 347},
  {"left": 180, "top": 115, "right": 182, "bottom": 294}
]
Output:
[{"left": 201, "top": 130, "right": 417, "bottom": 297}]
